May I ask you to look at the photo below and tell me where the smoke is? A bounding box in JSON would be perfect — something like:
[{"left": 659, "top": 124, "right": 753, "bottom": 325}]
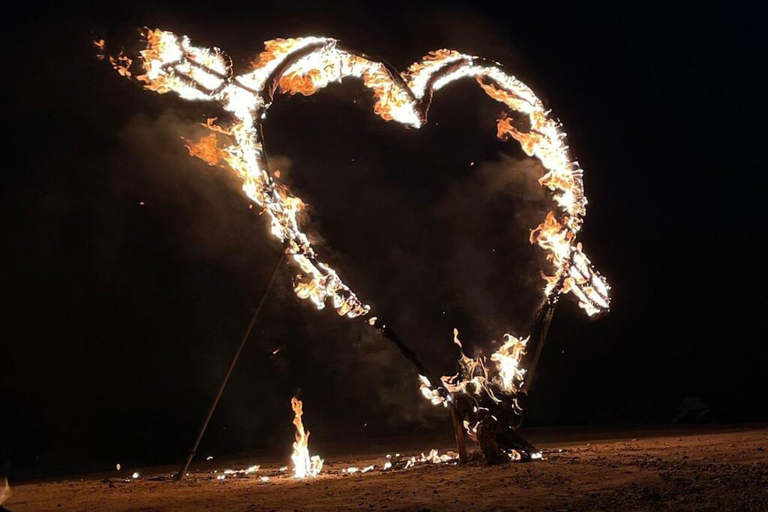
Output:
[{"left": 431, "top": 154, "right": 550, "bottom": 343}]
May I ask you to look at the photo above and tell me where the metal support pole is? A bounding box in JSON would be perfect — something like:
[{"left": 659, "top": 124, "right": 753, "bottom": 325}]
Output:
[{"left": 175, "top": 250, "right": 286, "bottom": 481}]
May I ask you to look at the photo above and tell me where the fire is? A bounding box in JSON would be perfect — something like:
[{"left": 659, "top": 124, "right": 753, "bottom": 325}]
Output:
[
  {"left": 103, "top": 29, "right": 611, "bottom": 455},
  {"left": 290, "top": 397, "right": 323, "bottom": 479},
  {"left": 104, "top": 28, "right": 608, "bottom": 322},
  {"left": 424, "top": 328, "right": 528, "bottom": 410}
]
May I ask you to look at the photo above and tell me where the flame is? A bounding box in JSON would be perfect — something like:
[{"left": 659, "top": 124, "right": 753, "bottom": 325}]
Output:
[
  {"left": 428, "top": 328, "right": 529, "bottom": 409},
  {"left": 185, "top": 133, "right": 229, "bottom": 166},
  {"left": 291, "top": 397, "right": 323, "bottom": 479}
]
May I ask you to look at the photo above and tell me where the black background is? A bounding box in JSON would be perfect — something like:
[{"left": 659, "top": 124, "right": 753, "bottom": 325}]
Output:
[{"left": 3, "top": 1, "right": 765, "bottom": 479}]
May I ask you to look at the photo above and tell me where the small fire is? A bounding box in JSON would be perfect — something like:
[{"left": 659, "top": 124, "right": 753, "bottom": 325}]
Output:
[
  {"left": 402, "top": 449, "right": 457, "bottom": 469},
  {"left": 423, "top": 329, "right": 527, "bottom": 406},
  {"left": 213, "top": 464, "right": 261, "bottom": 481},
  {"left": 342, "top": 450, "right": 456, "bottom": 474},
  {"left": 290, "top": 397, "right": 323, "bottom": 479}
]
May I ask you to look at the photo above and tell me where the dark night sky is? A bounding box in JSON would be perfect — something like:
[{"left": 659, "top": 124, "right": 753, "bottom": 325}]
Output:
[{"left": 3, "top": 1, "right": 765, "bottom": 479}]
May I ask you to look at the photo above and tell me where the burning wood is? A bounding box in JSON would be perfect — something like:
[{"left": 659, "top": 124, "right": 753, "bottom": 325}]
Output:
[{"left": 101, "top": 28, "right": 610, "bottom": 464}]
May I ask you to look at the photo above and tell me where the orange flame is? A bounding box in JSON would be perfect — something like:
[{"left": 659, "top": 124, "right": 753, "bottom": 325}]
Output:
[
  {"left": 291, "top": 397, "right": 323, "bottom": 479},
  {"left": 184, "top": 133, "right": 229, "bottom": 167}
]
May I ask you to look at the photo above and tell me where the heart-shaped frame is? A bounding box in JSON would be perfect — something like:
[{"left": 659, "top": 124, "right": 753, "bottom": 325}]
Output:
[{"left": 106, "top": 29, "right": 610, "bottom": 456}]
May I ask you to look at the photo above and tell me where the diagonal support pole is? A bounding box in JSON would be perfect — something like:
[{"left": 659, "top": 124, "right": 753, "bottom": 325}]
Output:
[
  {"left": 175, "top": 249, "right": 286, "bottom": 481},
  {"left": 521, "top": 300, "right": 558, "bottom": 395}
]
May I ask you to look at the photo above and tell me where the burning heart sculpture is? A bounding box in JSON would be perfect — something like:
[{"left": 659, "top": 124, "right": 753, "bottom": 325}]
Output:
[{"left": 103, "top": 29, "right": 610, "bottom": 460}]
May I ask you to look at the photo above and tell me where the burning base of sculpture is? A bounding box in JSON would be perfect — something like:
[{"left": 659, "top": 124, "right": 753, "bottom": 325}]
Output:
[{"left": 99, "top": 28, "right": 610, "bottom": 464}]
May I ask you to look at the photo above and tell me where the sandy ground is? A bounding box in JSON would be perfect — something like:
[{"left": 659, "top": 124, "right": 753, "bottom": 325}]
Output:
[{"left": 5, "top": 427, "right": 766, "bottom": 512}]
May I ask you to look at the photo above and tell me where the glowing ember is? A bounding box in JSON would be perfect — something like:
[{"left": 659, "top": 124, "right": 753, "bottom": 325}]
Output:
[
  {"left": 342, "top": 464, "right": 375, "bottom": 474},
  {"left": 341, "top": 450, "right": 456, "bottom": 474},
  {"left": 291, "top": 397, "right": 323, "bottom": 479}
]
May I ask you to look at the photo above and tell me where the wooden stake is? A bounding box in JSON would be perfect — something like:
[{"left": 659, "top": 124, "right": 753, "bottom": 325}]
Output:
[{"left": 449, "top": 404, "right": 468, "bottom": 464}]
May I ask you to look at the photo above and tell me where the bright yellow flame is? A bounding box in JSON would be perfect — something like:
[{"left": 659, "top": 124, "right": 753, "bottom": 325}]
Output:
[
  {"left": 291, "top": 397, "right": 323, "bottom": 479},
  {"left": 490, "top": 333, "right": 528, "bottom": 393}
]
